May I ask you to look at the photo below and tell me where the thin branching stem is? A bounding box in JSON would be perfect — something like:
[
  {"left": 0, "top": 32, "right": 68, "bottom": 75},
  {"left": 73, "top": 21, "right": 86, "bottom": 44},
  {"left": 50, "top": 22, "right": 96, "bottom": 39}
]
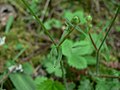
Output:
[
  {"left": 21, "top": 0, "right": 56, "bottom": 45},
  {"left": 40, "top": 0, "right": 50, "bottom": 21},
  {"left": 57, "top": 26, "right": 75, "bottom": 48},
  {"left": 96, "top": 6, "right": 120, "bottom": 74},
  {"left": 57, "top": 26, "right": 75, "bottom": 89},
  {"left": 60, "top": 61, "right": 68, "bottom": 90},
  {"left": 21, "top": 1, "right": 76, "bottom": 89},
  {"left": 88, "top": 30, "right": 98, "bottom": 51}
]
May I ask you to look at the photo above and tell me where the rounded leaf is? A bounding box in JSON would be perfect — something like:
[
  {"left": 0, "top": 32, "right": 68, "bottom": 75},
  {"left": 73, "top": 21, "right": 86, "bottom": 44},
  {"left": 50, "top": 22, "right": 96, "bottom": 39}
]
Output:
[{"left": 68, "top": 54, "right": 87, "bottom": 69}]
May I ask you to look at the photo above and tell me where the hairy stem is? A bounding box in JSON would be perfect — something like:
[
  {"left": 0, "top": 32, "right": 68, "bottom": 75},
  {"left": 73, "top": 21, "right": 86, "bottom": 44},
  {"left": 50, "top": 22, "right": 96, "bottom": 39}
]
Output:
[
  {"left": 88, "top": 31, "right": 98, "bottom": 51},
  {"left": 60, "top": 61, "right": 68, "bottom": 90},
  {"left": 57, "top": 26, "right": 75, "bottom": 48},
  {"left": 40, "top": 0, "right": 50, "bottom": 21},
  {"left": 96, "top": 6, "right": 120, "bottom": 74},
  {"left": 21, "top": 0, "right": 56, "bottom": 45}
]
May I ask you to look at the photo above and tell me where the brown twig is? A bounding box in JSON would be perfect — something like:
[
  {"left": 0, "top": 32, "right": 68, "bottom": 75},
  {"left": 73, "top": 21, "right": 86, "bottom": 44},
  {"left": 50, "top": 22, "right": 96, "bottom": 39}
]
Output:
[
  {"left": 83, "top": 69, "right": 120, "bottom": 79},
  {"left": 0, "top": 66, "right": 16, "bottom": 84},
  {"left": 88, "top": 32, "right": 98, "bottom": 51},
  {"left": 94, "top": 74, "right": 120, "bottom": 79}
]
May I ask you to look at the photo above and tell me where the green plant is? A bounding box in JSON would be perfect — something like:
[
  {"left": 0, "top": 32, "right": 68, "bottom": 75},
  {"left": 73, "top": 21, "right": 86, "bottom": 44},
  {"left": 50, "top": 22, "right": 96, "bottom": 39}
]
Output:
[
  {"left": 9, "top": 73, "right": 35, "bottom": 90},
  {"left": 37, "top": 79, "right": 65, "bottom": 90},
  {"left": 42, "top": 54, "right": 63, "bottom": 77},
  {"left": 96, "top": 6, "right": 120, "bottom": 74},
  {"left": 5, "top": 16, "right": 14, "bottom": 34},
  {"left": 44, "top": 18, "right": 62, "bottom": 30},
  {"left": 0, "top": 0, "right": 120, "bottom": 90},
  {"left": 20, "top": 0, "right": 120, "bottom": 89}
]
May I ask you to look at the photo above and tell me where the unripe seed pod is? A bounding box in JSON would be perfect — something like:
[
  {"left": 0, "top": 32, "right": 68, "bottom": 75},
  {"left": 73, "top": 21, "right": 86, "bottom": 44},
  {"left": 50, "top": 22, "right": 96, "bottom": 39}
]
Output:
[
  {"left": 86, "top": 15, "right": 92, "bottom": 22},
  {"left": 89, "top": 24, "right": 93, "bottom": 28},
  {"left": 71, "top": 16, "right": 80, "bottom": 25}
]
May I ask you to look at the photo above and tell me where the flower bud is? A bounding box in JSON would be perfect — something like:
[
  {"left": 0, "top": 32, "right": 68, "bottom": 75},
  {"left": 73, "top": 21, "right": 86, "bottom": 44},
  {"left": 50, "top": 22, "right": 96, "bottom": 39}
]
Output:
[
  {"left": 86, "top": 15, "right": 92, "bottom": 22},
  {"left": 71, "top": 16, "right": 80, "bottom": 25},
  {"left": 89, "top": 24, "right": 93, "bottom": 28}
]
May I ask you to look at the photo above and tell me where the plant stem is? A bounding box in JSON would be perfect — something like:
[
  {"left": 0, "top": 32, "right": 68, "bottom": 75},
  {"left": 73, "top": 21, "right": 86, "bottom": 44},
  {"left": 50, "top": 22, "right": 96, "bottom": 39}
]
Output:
[
  {"left": 13, "top": 47, "right": 27, "bottom": 62},
  {"left": 40, "top": 0, "right": 50, "bottom": 21},
  {"left": 96, "top": 6, "right": 120, "bottom": 74},
  {"left": 95, "top": 74, "right": 120, "bottom": 79},
  {"left": 57, "top": 24, "right": 76, "bottom": 90},
  {"left": 57, "top": 26, "right": 75, "bottom": 48},
  {"left": 60, "top": 61, "right": 68, "bottom": 90},
  {"left": 0, "top": 66, "right": 16, "bottom": 84},
  {"left": 21, "top": 0, "right": 56, "bottom": 45},
  {"left": 88, "top": 30, "right": 98, "bottom": 51}
]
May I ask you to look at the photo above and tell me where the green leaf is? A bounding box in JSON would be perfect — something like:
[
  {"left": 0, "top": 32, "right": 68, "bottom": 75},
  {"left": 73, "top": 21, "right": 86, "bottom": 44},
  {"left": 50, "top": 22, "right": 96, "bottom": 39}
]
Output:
[
  {"left": 42, "top": 54, "right": 62, "bottom": 77},
  {"left": 44, "top": 19, "right": 62, "bottom": 30},
  {"left": 35, "top": 76, "right": 48, "bottom": 89},
  {"left": 62, "top": 39, "right": 73, "bottom": 57},
  {"left": 15, "top": 43, "right": 23, "bottom": 50},
  {"left": 46, "top": 62, "right": 62, "bottom": 77},
  {"left": 44, "top": 19, "right": 52, "bottom": 30},
  {"left": 78, "top": 79, "right": 93, "bottom": 90},
  {"left": 95, "top": 79, "right": 120, "bottom": 90},
  {"left": 63, "top": 10, "right": 73, "bottom": 20},
  {"left": 67, "top": 82, "right": 76, "bottom": 90},
  {"left": 0, "top": 75, "right": 2, "bottom": 80},
  {"left": 68, "top": 53, "right": 87, "bottom": 69},
  {"left": 64, "top": 10, "right": 86, "bottom": 24},
  {"left": 96, "top": 80, "right": 110, "bottom": 90},
  {"left": 62, "top": 39, "right": 94, "bottom": 69},
  {"left": 74, "top": 11, "right": 86, "bottom": 24},
  {"left": 5, "top": 16, "right": 14, "bottom": 34},
  {"left": 53, "top": 19, "right": 62, "bottom": 28},
  {"left": 9, "top": 73, "right": 35, "bottom": 90},
  {"left": 50, "top": 45, "right": 58, "bottom": 61},
  {"left": 35, "top": 76, "right": 47, "bottom": 85},
  {"left": 3, "top": 44, "right": 9, "bottom": 49},
  {"left": 29, "top": 0, "right": 38, "bottom": 14},
  {"left": 115, "top": 25, "right": 120, "bottom": 32},
  {"left": 62, "top": 39, "right": 94, "bottom": 56},
  {"left": 72, "top": 40, "right": 93, "bottom": 55},
  {"left": 85, "top": 56, "right": 96, "bottom": 65},
  {"left": 37, "top": 79, "right": 65, "bottom": 90},
  {"left": 22, "top": 62, "right": 34, "bottom": 75}
]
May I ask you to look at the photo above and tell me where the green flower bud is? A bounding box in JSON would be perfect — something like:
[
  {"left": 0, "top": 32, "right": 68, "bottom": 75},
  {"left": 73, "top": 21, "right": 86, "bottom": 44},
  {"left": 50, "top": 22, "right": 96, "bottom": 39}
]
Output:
[
  {"left": 89, "top": 24, "right": 93, "bottom": 28},
  {"left": 71, "top": 16, "right": 80, "bottom": 25},
  {"left": 86, "top": 15, "right": 92, "bottom": 22}
]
